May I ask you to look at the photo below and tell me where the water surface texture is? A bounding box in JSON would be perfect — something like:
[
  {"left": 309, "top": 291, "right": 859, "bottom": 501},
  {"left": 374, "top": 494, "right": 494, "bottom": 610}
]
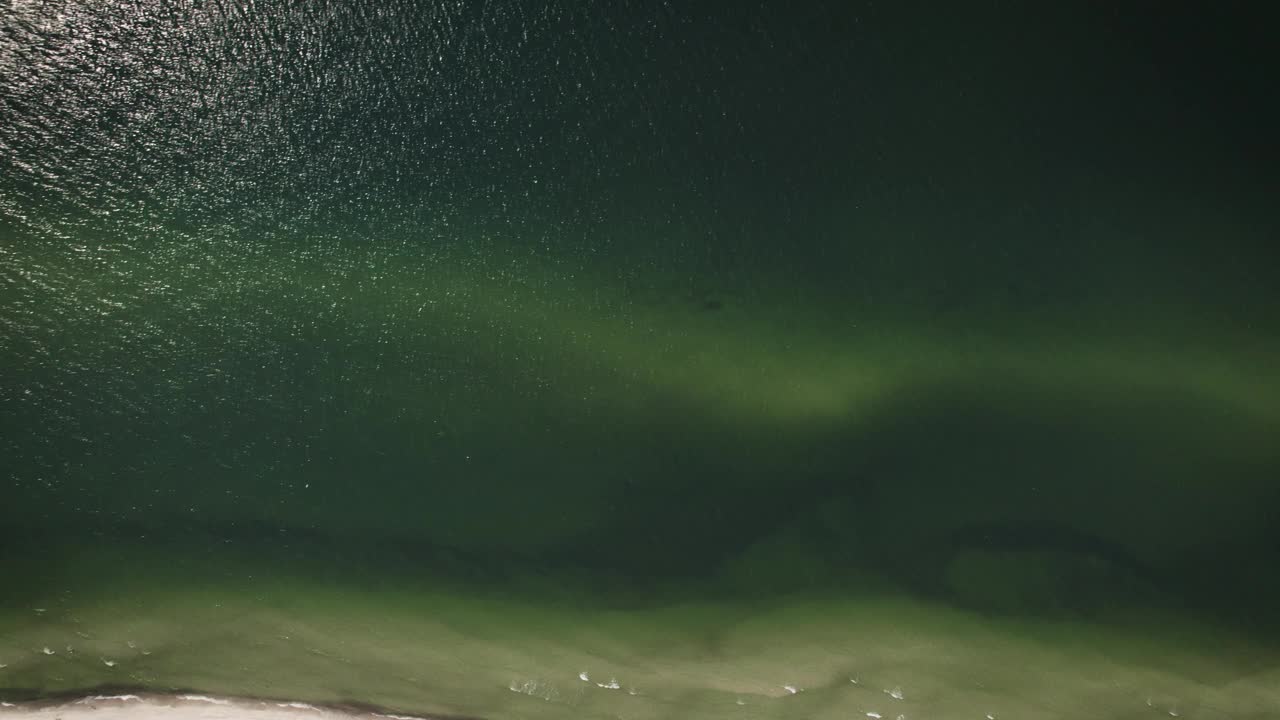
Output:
[{"left": 2, "top": 2, "right": 1279, "bottom": 719}]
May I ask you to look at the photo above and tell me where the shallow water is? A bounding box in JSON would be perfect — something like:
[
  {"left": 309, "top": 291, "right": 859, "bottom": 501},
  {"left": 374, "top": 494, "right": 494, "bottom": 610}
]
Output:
[{"left": 2, "top": 537, "right": 1279, "bottom": 720}]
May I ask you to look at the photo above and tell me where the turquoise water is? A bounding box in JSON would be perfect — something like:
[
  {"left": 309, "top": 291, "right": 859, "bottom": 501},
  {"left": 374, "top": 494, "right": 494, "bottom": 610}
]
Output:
[{"left": 2, "top": 2, "right": 1278, "bottom": 718}]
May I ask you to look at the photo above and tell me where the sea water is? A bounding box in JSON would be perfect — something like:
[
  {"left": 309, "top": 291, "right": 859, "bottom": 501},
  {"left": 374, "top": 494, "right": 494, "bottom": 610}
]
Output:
[{"left": 2, "top": 2, "right": 1278, "bottom": 719}]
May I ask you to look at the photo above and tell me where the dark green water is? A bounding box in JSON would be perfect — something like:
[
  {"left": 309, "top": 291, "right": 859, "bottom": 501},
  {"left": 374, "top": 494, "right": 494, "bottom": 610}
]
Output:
[{"left": 2, "top": 2, "right": 1279, "bottom": 718}]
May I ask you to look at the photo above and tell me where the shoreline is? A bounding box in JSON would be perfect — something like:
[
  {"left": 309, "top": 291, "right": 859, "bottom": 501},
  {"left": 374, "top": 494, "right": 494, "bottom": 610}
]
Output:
[{"left": 0, "top": 693, "right": 471, "bottom": 720}]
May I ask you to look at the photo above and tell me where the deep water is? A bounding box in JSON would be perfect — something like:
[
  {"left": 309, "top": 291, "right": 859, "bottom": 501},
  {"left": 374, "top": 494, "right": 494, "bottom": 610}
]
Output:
[{"left": 2, "top": 2, "right": 1279, "bottom": 718}]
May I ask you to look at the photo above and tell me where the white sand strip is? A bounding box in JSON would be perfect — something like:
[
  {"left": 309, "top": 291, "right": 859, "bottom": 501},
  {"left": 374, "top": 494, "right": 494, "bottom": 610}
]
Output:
[{"left": 0, "top": 695, "right": 442, "bottom": 720}]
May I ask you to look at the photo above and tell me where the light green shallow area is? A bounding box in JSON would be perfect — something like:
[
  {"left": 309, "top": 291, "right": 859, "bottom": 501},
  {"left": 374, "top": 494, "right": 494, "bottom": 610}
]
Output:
[
  {"left": 4, "top": 239, "right": 1278, "bottom": 565},
  {"left": 1, "top": 542, "right": 1278, "bottom": 720}
]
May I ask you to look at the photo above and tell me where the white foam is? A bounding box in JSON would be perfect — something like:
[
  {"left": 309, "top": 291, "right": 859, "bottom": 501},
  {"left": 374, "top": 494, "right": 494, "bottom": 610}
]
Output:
[
  {"left": 178, "top": 696, "right": 231, "bottom": 706},
  {"left": 78, "top": 695, "right": 140, "bottom": 703},
  {"left": 275, "top": 703, "right": 317, "bottom": 711},
  {"left": 507, "top": 679, "right": 559, "bottom": 702}
]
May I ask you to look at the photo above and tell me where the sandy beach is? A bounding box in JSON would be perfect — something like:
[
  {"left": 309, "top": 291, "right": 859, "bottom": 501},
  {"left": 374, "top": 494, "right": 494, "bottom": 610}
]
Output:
[{"left": 0, "top": 695, "right": 456, "bottom": 720}]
